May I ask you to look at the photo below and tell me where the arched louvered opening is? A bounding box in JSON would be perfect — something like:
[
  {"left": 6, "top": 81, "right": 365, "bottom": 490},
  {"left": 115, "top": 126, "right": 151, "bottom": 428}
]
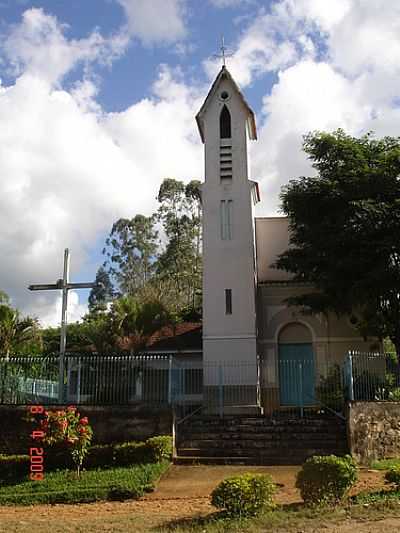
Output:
[{"left": 220, "top": 105, "right": 231, "bottom": 139}]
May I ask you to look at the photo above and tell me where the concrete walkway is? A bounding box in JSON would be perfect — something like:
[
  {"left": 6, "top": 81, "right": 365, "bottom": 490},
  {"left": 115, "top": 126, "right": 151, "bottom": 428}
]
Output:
[{"left": 144, "top": 464, "right": 302, "bottom": 504}]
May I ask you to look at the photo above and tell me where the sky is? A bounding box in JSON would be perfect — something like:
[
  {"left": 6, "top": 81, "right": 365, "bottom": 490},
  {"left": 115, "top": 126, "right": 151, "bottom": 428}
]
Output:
[{"left": 1, "top": 0, "right": 400, "bottom": 327}]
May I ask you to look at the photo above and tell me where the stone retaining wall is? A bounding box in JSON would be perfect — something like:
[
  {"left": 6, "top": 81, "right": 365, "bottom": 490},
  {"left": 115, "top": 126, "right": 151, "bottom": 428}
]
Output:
[
  {"left": 348, "top": 401, "right": 400, "bottom": 465},
  {"left": 1, "top": 405, "right": 172, "bottom": 455}
]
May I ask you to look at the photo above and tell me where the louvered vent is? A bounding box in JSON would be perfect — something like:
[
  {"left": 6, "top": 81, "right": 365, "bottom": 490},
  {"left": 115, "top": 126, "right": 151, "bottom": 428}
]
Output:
[{"left": 220, "top": 142, "right": 232, "bottom": 180}]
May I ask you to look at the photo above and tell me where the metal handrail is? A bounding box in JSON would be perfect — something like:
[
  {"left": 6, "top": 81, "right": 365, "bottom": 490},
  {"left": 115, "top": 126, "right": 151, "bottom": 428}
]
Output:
[{"left": 176, "top": 404, "right": 203, "bottom": 426}]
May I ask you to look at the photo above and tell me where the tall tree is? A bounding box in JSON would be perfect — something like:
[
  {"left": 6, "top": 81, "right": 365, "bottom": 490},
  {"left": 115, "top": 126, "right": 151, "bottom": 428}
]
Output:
[
  {"left": 156, "top": 178, "right": 202, "bottom": 314},
  {"left": 88, "top": 267, "right": 114, "bottom": 312},
  {"left": 103, "top": 214, "right": 158, "bottom": 296},
  {"left": 275, "top": 130, "right": 400, "bottom": 358}
]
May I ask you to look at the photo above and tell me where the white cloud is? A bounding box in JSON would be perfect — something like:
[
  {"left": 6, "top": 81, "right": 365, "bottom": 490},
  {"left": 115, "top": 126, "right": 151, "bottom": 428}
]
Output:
[
  {"left": 209, "top": 0, "right": 400, "bottom": 217},
  {"left": 3, "top": 8, "right": 113, "bottom": 86},
  {"left": 203, "top": 1, "right": 316, "bottom": 87},
  {"left": 0, "top": 10, "right": 202, "bottom": 326},
  {"left": 209, "top": 0, "right": 254, "bottom": 7},
  {"left": 116, "top": 0, "right": 187, "bottom": 45},
  {"left": 4, "top": 0, "right": 400, "bottom": 324},
  {"left": 252, "top": 60, "right": 371, "bottom": 214}
]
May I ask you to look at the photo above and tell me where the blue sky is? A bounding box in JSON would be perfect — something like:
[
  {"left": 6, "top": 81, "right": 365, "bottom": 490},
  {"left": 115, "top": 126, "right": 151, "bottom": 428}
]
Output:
[
  {"left": 0, "top": 0, "right": 399, "bottom": 324},
  {"left": 0, "top": 0, "right": 274, "bottom": 113}
]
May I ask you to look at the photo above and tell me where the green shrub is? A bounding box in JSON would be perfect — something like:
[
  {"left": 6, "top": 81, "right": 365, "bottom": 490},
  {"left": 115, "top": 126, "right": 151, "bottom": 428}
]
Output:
[
  {"left": 211, "top": 473, "right": 276, "bottom": 517},
  {"left": 146, "top": 436, "right": 173, "bottom": 463},
  {"left": 0, "top": 454, "right": 30, "bottom": 483},
  {"left": 385, "top": 466, "right": 400, "bottom": 488},
  {"left": 45, "top": 445, "right": 74, "bottom": 471},
  {"left": 296, "top": 455, "right": 357, "bottom": 505},
  {"left": 114, "top": 442, "right": 150, "bottom": 466},
  {"left": 388, "top": 388, "right": 400, "bottom": 401},
  {"left": 85, "top": 444, "right": 115, "bottom": 469}
]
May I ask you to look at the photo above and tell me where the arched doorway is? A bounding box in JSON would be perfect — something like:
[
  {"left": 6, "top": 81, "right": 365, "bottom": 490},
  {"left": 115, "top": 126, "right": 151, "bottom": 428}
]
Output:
[{"left": 278, "top": 323, "right": 315, "bottom": 407}]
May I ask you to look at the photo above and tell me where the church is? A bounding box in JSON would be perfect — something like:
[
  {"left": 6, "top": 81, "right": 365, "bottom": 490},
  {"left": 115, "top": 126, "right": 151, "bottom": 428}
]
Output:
[{"left": 149, "top": 65, "right": 377, "bottom": 415}]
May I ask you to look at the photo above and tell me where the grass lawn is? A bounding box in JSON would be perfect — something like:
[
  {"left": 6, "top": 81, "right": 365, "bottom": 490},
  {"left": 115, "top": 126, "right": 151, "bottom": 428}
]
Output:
[
  {"left": 161, "top": 500, "right": 400, "bottom": 532},
  {"left": 371, "top": 458, "right": 400, "bottom": 470},
  {"left": 0, "top": 462, "right": 170, "bottom": 505}
]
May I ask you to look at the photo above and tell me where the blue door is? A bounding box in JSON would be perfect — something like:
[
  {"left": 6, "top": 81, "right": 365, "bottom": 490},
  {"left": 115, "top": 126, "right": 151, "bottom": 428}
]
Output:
[{"left": 278, "top": 343, "right": 315, "bottom": 406}]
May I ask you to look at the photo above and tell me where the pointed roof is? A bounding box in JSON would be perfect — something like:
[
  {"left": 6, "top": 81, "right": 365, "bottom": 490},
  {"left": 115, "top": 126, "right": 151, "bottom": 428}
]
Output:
[{"left": 196, "top": 65, "right": 257, "bottom": 143}]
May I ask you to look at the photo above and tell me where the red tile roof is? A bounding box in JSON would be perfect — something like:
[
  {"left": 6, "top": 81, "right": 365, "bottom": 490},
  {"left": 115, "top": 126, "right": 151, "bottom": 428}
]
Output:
[{"left": 118, "top": 322, "right": 202, "bottom": 353}]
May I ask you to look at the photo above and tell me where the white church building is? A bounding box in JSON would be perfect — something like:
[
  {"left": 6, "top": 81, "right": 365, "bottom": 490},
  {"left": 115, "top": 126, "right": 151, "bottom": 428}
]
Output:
[{"left": 194, "top": 65, "right": 376, "bottom": 414}]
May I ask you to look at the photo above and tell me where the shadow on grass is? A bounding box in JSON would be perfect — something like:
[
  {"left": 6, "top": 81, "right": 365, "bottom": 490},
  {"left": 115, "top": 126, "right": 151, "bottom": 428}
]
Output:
[{"left": 156, "top": 502, "right": 316, "bottom": 533}]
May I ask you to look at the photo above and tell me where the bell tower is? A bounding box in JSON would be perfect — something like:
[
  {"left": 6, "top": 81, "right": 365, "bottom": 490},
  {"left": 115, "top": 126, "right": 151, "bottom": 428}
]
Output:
[{"left": 196, "top": 66, "right": 260, "bottom": 412}]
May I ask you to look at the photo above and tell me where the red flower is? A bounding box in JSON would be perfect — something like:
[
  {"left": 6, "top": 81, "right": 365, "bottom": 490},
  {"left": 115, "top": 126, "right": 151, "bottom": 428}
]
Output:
[
  {"left": 67, "top": 406, "right": 76, "bottom": 412},
  {"left": 80, "top": 417, "right": 89, "bottom": 426}
]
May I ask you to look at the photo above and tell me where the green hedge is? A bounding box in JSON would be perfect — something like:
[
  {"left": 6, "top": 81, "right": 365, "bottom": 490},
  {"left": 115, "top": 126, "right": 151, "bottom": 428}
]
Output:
[
  {"left": 0, "top": 455, "right": 30, "bottom": 484},
  {"left": 114, "top": 442, "right": 150, "bottom": 466},
  {"left": 0, "top": 436, "right": 173, "bottom": 482}
]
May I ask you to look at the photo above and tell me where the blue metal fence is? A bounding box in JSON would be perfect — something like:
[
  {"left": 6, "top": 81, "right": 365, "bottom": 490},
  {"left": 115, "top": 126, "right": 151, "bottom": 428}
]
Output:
[{"left": 0, "top": 351, "right": 398, "bottom": 413}]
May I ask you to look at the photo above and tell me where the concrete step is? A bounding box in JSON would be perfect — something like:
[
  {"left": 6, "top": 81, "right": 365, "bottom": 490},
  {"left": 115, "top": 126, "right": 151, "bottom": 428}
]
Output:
[
  {"left": 174, "top": 452, "right": 348, "bottom": 466},
  {"left": 177, "top": 447, "right": 348, "bottom": 458},
  {"left": 177, "top": 430, "right": 346, "bottom": 443}
]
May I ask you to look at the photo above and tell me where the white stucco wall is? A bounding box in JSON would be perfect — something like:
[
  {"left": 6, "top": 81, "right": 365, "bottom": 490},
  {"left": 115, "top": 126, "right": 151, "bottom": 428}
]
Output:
[
  {"left": 255, "top": 217, "right": 292, "bottom": 282},
  {"left": 200, "top": 74, "right": 258, "bottom": 380}
]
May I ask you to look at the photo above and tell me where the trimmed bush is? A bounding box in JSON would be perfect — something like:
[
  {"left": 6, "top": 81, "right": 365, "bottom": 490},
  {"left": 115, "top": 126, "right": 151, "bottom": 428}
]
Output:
[
  {"left": 114, "top": 442, "right": 150, "bottom": 466},
  {"left": 146, "top": 436, "right": 173, "bottom": 463},
  {"left": 211, "top": 473, "right": 276, "bottom": 517},
  {"left": 385, "top": 466, "right": 400, "bottom": 488},
  {"left": 0, "top": 454, "right": 30, "bottom": 483},
  {"left": 85, "top": 444, "right": 115, "bottom": 469},
  {"left": 296, "top": 455, "right": 357, "bottom": 505},
  {"left": 0, "top": 436, "right": 173, "bottom": 480}
]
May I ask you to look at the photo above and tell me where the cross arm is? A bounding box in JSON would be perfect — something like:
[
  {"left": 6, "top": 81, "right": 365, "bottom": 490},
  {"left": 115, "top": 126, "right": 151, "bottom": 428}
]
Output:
[
  {"left": 66, "top": 282, "right": 98, "bottom": 290},
  {"left": 28, "top": 283, "right": 62, "bottom": 291}
]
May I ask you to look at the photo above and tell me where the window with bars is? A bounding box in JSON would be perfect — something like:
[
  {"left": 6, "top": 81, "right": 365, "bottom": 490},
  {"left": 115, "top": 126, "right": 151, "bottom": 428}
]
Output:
[{"left": 220, "top": 199, "right": 233, "bottom": 240}]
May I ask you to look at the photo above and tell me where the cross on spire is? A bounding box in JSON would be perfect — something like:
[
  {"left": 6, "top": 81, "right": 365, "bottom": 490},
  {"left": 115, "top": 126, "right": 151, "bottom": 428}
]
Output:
[{"left": 214, "top": 36, "right": 233, "bottom": 67}]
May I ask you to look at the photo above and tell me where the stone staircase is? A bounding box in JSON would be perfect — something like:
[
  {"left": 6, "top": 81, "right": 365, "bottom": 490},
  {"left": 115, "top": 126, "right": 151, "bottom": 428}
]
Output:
[{"left": 175, "top": 415, "right": 348, "bottom": 465}]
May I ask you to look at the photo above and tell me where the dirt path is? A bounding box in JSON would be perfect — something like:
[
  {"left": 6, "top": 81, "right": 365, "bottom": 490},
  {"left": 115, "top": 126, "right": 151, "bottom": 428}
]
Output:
[{"left": 0, "top": 465, "right": 395, "bottom": 532}]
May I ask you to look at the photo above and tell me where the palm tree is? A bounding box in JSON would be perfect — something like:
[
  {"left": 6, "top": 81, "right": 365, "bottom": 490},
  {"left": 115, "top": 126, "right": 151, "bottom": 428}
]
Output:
[
  {"left": 0, "top": 304, "right": 42, "bottom": 357},
  {"left": 111, "top": 296, "right": 171, "bottom": 352}
]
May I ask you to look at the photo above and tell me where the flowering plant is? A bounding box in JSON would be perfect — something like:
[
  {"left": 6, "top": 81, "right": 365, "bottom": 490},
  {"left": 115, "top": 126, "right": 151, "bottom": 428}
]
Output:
[{"left": 37, "top": 406, "right": 93, "bottom": 476}]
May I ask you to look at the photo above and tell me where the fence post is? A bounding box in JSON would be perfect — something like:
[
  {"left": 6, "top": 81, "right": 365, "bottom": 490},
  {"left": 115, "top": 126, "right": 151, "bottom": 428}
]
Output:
[
  {"left": 347, "top": 351, "right": 354, "bottom": 401},
  {"left": 77, "top": 358, "right": 81, "bottom": 404},
  {"left": 168, "top": 355, "right": 173, "bottom": 405},
  {"left": 218, "top": 365, "right": 223, "bottom": 418},
  {"left": 298, "top": 362, "right": 304, "bottom": 418}
]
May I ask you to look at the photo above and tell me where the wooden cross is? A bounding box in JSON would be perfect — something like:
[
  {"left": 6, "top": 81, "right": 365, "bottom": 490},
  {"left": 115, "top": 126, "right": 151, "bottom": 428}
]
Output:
[{"left": 28, "top": 248, "right": 97, "bottom": 403}]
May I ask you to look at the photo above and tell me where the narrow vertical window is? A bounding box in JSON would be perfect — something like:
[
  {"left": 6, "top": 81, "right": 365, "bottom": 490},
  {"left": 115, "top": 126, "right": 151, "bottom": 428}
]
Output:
[
  {"left": 225, "top": 289, "right": 232, "bottom": 315},
  {"left": 226, "top": 200, "right": 232, "bottom": 239},
  {"left": 220, "top": 105, "right": 231, "bottom": 139},
  {"left": 220, "top": 200, "right": 233, "bottom": 240}
]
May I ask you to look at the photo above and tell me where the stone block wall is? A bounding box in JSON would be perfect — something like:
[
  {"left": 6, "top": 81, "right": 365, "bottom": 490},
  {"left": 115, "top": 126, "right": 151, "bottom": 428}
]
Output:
[
  {"left": 348, "top": 401, "right": 400, "bottom": 465},
  {"left": 0, "top": 405, "right": 172, "bottom": 455}
]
